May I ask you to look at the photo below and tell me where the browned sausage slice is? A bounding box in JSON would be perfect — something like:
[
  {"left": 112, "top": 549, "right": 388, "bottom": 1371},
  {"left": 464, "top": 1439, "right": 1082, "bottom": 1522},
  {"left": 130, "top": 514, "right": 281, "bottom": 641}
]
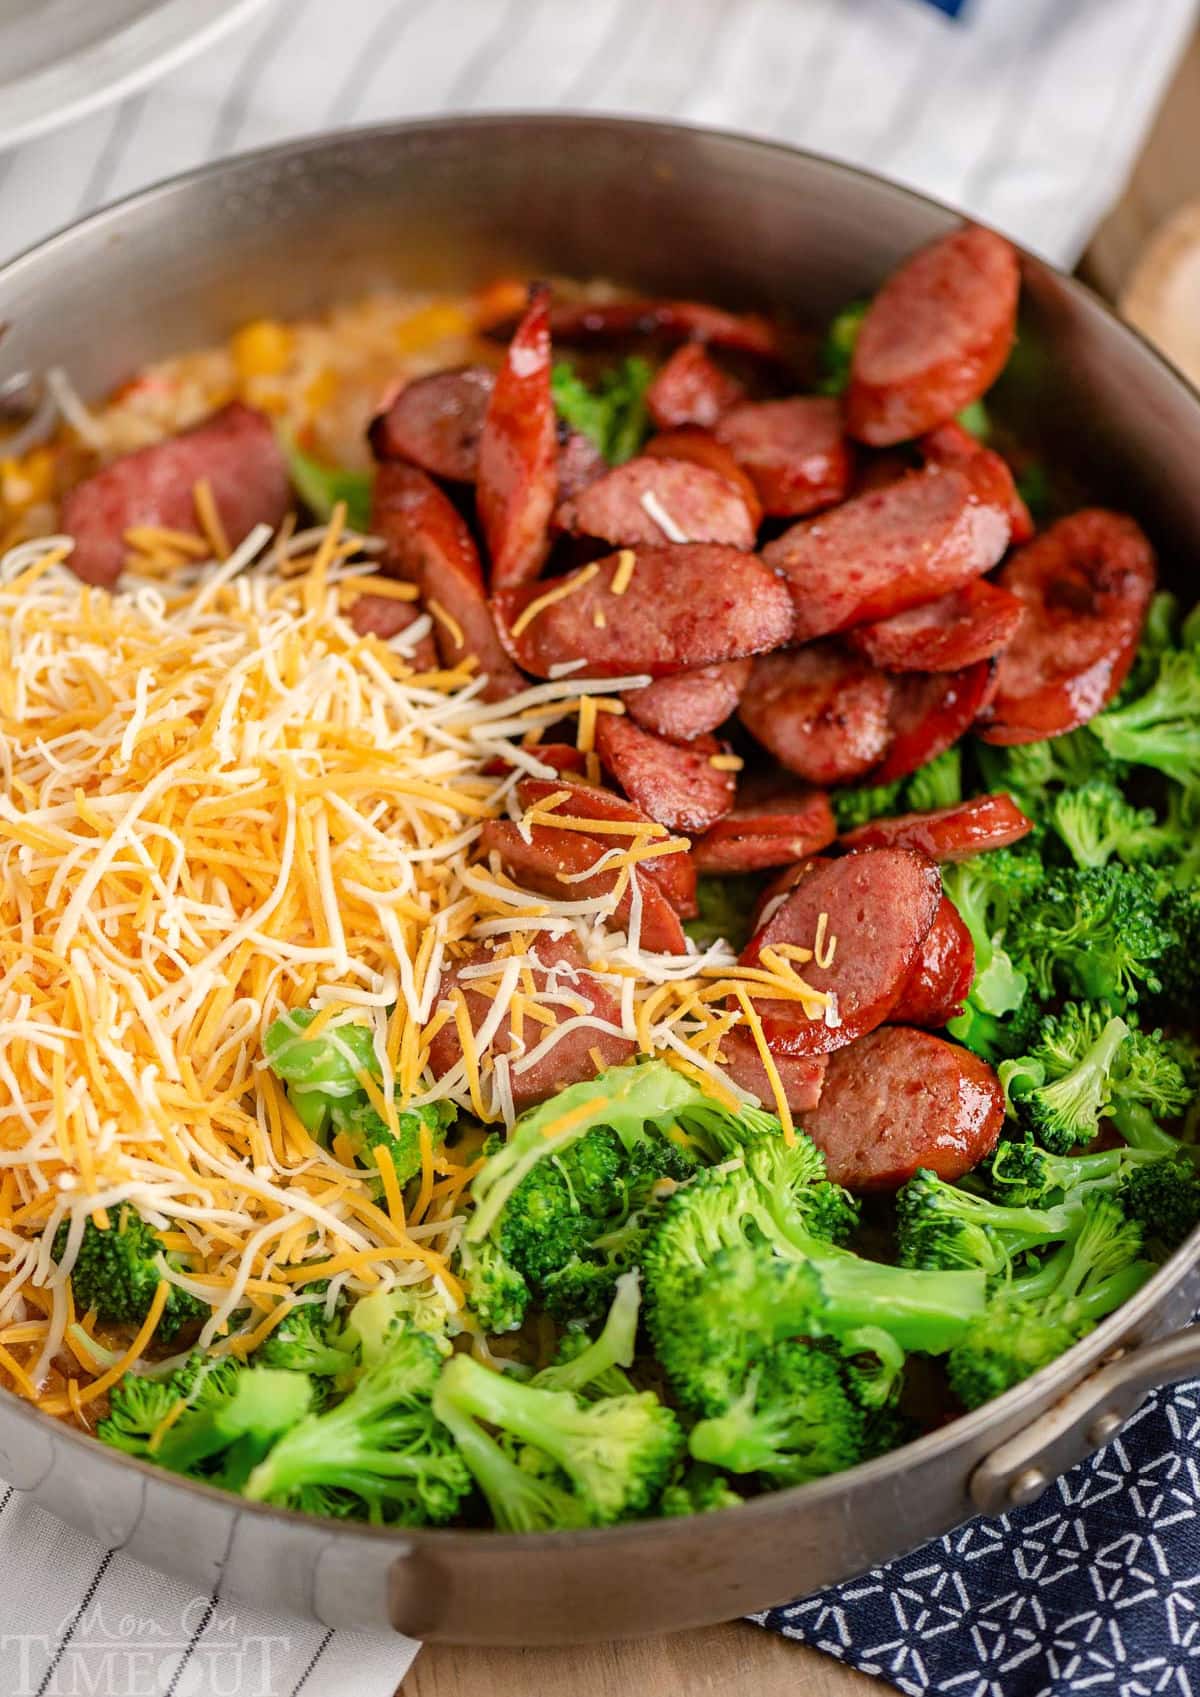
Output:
[
  {"left": 978, "top": 510, "right": 1157, "bottom": 745},
  {"left": 555, "top": 457, "right": 757, "bottom": 550},
  {"left": 846, "top": 227, "right": 1020, "bottom": 445},
  {"left": 62, "top": 402, "right": 290, "bottom": 588},
  {"left": 480, "top": 820, "right": 687, "bottom": 954},
  {"left": 802, "top": 1027, "right": 1004, "bottom": 1189},
  {"left": 624, "top": 658, "right": 753, "bottom": 742},
  {"left": 556, "top": 430, "right": 608, "bottom": 501},
  {"left": 871, "top": 660, "right": 997, "bottom": 784},
  {"left": 840, "top": 793, "right": 1034, "bottom": 862},
  {"left": 847, "top": 578, "right": 1025, "bottom": 673},
  {"left": 643, "top": 428, "right": 764, "bottom": 527},
  {"left": 426, "top": 933, "right": 635, "bottom": 1109},
  {"left": 493, "top": 545, "right": 795, "bottom": 679},
  {"left": 714, "top": 397, "right": 852, "bottom": 517},
  {"left": 369, "top": 367, "right": 494, "bottom": 481},
  {"left": 514, "top": 776, "right": 698, "bottom": 918},
  {"left": 762, "top": 464, "right": 1010, "bottom": 642},
  {"left": 594, "top": 715, "right": 735, "bottom": 836},
  {"left": 477, "top": 287, "right": 559, "bottom": 589},
  {"left": 920, "top": 420, "right": 1033, "bottom": 544},
  {"left": 691, "top": 780, "right": 836, "bottom": 872},
  {"left": 347, "top": 593, "right": 437, "bottom": 668},
  {"left": 889, "top": 898, "right": 975, "bottom": 1027},
  {"left": 738, "top": 644, "right": 895, "bottom": 785},
  {"left": 534, "top": 298, "right": 786, "bottom": 361},
  {"left": 482, "top": 743, "right": 587, "bottom": 778},
  {"left": 750, "top": 856, "right": 829, "bottom": 933},
  {"left": 740, "top": 848, "right": 942, "bottom": 1055},
  {"left": 370, "top": 462, "right": 526, "bottom": 701},
  {"left": 718, "top": 1029, "right": 827, "bottom": 1114},
  {"left": 646, "top": 343, "right": 745, "bottom": 431}
]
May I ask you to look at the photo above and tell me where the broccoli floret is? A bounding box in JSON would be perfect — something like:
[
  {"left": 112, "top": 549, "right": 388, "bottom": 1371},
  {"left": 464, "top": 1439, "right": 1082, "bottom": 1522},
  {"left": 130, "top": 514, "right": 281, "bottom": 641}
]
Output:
[
  {"left": 947, "top": 1199, "right": 1154, "bottom": 1409},
  {"left": 255, "top": 1302, "right": 355, "bottom": 1379},
  {"left": 1089, "top": 643, "right": 1200, "bottom": 785},
  {"left": 974, "top": 732, "right": 1123, "bottom": 821},
  {"left": 895, "top": 1167, "right": 1086, "bottom": 1274},
  {"left": 264, "top": 1010, "right": 454, "bottom": 1180},
  {"left": 244, "top": 1323, "right": 470, "bottom": 1525},
  {"left": 460, "top": 1060, "right": 784, "bottom": 1328},
  {"left": 1120, "top": 1159, "right": 1200, "bottom": 1251},
  {"left": 838, "top": 1325, "right": 907, "bottom": 1410},
  {"left": 97, "top": 1352, "right": 242, "bottom": 1458},
  {"left": 1003, "top": 1013, "right": 1129, "bottom": 1152},
  {"left": 660, "top": 1466, "right": 744, "bottom": 1516},
  {"left": 457, "top": 1238, "right": 531, "bottom": 1334},
  {"left": 831, "top": 779, "right": 905, "bottom": 832},
  {"left": 951, "top": 991, "right": 1043, "bottom": 1066},
  {"left": 987, "top": 1138, "right": 1149, "bottom": 1209},
  {"left": 1051, "top": 779, "right": 1172, "bottom": 868},
  {"left": 433, "top": 1352, "right": 682, "bottom": 1524},
  {"left": 551, "top": 357, "right": 653, "bottom": 465},
  {"left": 905, "top": 746, "right": 963, "bottom": 812},
  {"left": 943, "top": 847, "right": 1044, "bottom": 1042},
  {"left": 1006, "top": 864, "right": 1170, "bottom": 1006},
  {"left": 343, "top": 1280, "right": 457, "bottom": 1362},
  {"left": 684, "top": 874, "right": 764, "bottom": 951},
  {"left": 817, "top": 300, "right": 869, "bottom": 395},
  {"left": 533, "top": 1272, "right": 640, "bottom": 1398},
  {"left": 54, "top": 1206, "right": 206, "bottom": 1341},
  {"left": 688, "top": 1342, "right": 865, "bottom": 1487},
  {"left": 1116, "top": 592, "right": 1181, "bottom": 704},
  {"left": 148, "top": 1365, "right": 316, "bottom": 1490},
  {"left": 1159, "top": 885, "right": 1200, "bottom": 1010}
]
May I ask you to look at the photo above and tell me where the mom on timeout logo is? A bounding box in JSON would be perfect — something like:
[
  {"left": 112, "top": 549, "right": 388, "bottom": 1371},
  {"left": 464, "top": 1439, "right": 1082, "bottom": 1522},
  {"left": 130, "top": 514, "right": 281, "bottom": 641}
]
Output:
[{"left": 2, "top": 1595, "right": 293, "bottom": 1696}]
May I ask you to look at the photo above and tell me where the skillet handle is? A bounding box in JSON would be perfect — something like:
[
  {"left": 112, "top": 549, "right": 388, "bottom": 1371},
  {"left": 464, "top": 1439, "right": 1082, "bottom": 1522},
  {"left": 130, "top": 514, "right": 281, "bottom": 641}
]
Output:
[{"left": 970, "top": 1325, "right": 1200, "bottom": 1514}]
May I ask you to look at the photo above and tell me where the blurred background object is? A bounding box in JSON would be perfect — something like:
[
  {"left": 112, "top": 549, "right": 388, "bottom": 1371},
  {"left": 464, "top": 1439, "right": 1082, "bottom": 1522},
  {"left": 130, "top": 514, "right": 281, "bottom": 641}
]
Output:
[{"left": 0, "top": 0, "right": 1195, "bottom": 269}]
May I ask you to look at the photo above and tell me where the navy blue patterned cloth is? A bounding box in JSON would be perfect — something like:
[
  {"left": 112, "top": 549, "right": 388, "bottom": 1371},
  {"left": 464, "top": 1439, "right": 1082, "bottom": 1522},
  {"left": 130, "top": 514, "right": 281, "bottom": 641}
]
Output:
[
  {"left": 919, "top": 0, "right": 967, "bottom": 14},
  {"left": 757, "top": 1376, "right": 1200, "bottom": 1693}
]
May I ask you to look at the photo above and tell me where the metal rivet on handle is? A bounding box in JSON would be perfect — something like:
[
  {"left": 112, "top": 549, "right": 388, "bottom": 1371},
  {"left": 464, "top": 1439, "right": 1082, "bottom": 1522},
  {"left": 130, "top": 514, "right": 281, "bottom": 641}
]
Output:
[
  {"left": 1087, "top": 1410, "right": 1124, "bottom": 1446},
  {"left": 1008, "top": 1467, "right": 1048, "bottom": 1506}
]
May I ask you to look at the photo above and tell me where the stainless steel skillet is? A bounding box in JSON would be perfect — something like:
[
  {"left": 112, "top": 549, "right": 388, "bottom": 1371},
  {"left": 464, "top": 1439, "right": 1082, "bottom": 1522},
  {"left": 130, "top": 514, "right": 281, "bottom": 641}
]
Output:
[{"left": 1, "top": 115, "right": 1198, "bottom": 1646}]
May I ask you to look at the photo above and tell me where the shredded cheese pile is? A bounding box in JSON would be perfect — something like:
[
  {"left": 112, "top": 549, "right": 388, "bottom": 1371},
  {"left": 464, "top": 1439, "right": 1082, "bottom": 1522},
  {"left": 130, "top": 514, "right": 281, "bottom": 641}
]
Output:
[{"left": 0, "top": 515, "right": 831, "bottom": 1415}]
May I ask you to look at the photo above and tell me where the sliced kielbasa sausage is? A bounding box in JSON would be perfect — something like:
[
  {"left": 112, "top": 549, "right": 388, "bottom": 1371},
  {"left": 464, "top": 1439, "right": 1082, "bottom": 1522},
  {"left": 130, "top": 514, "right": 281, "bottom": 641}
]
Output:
[
  {"left": 920, "top": 420, "right": 1033, "bottom": 544},
  {"left": 556, "top": 429, "right": 608, "bottom": 501},
  {"left": 624, "top": 658, "right": 753, "bottom": 742},
  {"left": 347, "top": 592, "right": 437, "bottom": 668},
  {"left": 978, "top": 509, "right": 1156, "bottom": 745},
  {"left": 369, "top": 367, "right": 494, "bottom": 481},
  {"left": 761, "top": 463, "right": 1011, "bottom": 642},
  {"left": 515, "top": 776, "right": 698, "bottom": 918},
  {"left": 480, "top": 820, "right": 687, "bottom": 954},
  {"left": 714, "top": 396, "right": 852, "bottom": 517},
  {"left": 594, "top": 715, "right": 736, "bottom": 836},
  {"left": 889, "top": 898, "right": 975, "bottom": 1027},
  {"left": 691, "top": 779, "right": 836, "bottom": 873},
  {"left": 802, "top": 1026, "right": 1005, "bottom": 1190},
  {"left": 370, "top": 462, "right": 525, "bottom": 701},
  {"left": 750, "top": 856, "right": 828, "bottom": 932},
  {"left": 718, "top": 1029, "right": 827, "bottom": 1115},
  {"left": 427, "top": 933, "right": 635, "bottom": 1109},
  {"left": 482, "top": 743, "right": 587, "bottom": 778},
  {"left": 531, "top": 298, "right": 786, "bottom": 362},
  {"left": 839, "top": 793, "right": 1034, "bottom": 862},
  {"left": 846, "top": 226, "right": 1020, "bottom": 445},
  {"left": 646, "top": 343, "right": 745, "bottom": 431},
  {"left": 477, "top": 286, "right": 559, "bottom": 590},
  {"left": 740, "top": 848, "right": 942, "bottom": 1055},
  {"left": 643, "top": 428, "right": 764, "bottom": 527},
  {"left": 62, "top": 401, "right": 290, "bottom": 589},
  {"left": 493, "top": 544, "right": 795, "bottom": 679},
  {"left": 555, "top": 456, "right": 757, "bottom": 550},
  {"left": 871, "top": 660, "right": 997, "bottom": 784},
  {"left": 847, "top": 579, "right": 1026, "bottom": 673},
  {"left": 739, "top": 643, "right": 895, "bottom": 786}
]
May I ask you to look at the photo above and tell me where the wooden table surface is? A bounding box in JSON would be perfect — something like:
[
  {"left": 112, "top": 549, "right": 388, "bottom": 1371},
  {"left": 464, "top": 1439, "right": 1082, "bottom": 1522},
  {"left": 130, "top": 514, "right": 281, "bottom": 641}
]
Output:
[{"left": 399, "top": 30, "right": 1200, "bottom": 1696}]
